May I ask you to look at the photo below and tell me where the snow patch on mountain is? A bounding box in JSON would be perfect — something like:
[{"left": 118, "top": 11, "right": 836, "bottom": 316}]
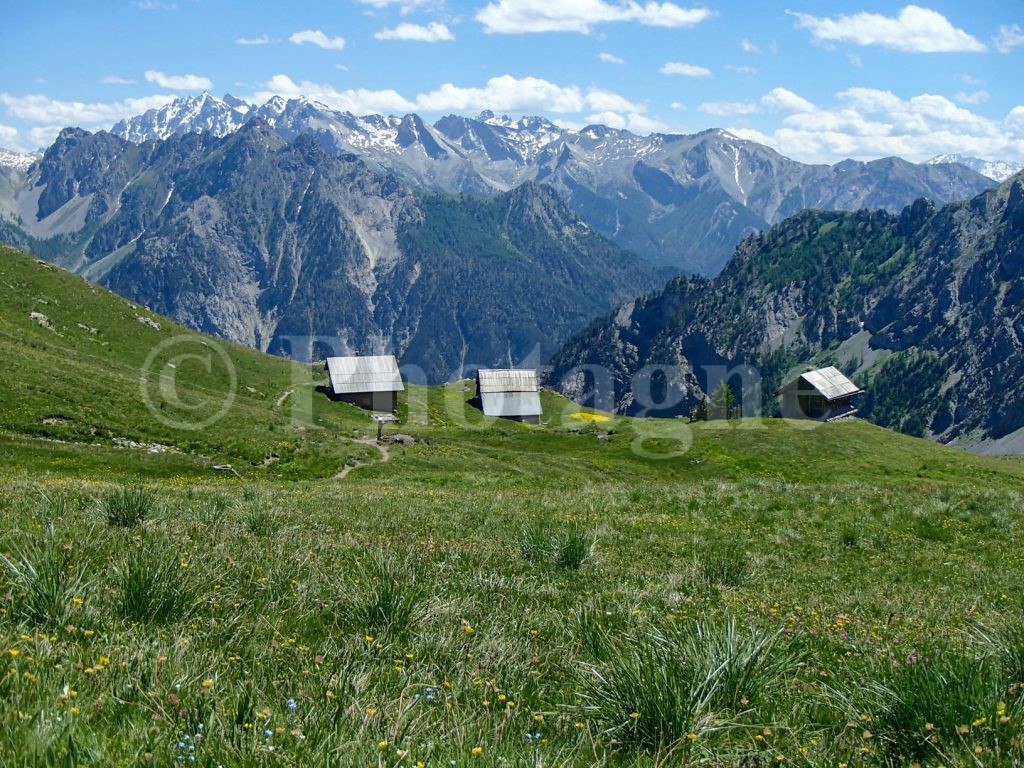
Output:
[
  {"left": 111, "top": 92, "right": 249, "bottom": 143},
  {"left": 0, "top": 147, "right": 41, "bottom": 171}
]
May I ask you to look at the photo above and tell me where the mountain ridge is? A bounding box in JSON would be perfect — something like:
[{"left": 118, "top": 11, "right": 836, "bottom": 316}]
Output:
[
  {"left": 0, "top": 121, "right": 666, "bottom": 382},
  {"left": 105, "top": 92, "right": 995, "bottom": 274},
  {"left": 547, "top": 171, "right": 1024, "bottom": 453}
]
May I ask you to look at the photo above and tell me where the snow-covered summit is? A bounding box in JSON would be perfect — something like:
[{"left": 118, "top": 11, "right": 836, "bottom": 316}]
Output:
[
  {"left": 0, "top": 147, "right": 41, "bottom": 171},
  {"left": 927, "top": 153, "right": 1023, "bottom": 182},
  {"left": 111, "top": 92, "right": 250, "bottom": 143}
]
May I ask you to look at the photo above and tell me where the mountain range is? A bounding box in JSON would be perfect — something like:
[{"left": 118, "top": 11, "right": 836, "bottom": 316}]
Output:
[
  {"left": 926, "top": 153, "right": 1023, "bottom": 183},
  {"left": 548, "top": 171, "right": 1024, "bottom": 452},
  {"left": 0, "top": 122, "right": 665, "bottom": 382},
  {"left": 104, "top": 92, "right": 996, "bottom": 275}
]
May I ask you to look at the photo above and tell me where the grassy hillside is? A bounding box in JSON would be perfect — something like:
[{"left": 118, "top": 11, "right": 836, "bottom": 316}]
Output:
[{"left": 2, "top": 246, "right": 1024, "bottom": 766}]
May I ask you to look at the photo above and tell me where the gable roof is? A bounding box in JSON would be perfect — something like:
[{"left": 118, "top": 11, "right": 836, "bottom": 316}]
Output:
[
  {"left": 476, "top": 368, "right": 539, "bottom": 394},
  {"left": 778, "top": 366, "right": 863, "bottom": 401},
  {"left": 476, "top": 369, "right": 542, "bottom": 417},
  {"left": 324, "top": 355, "right": 404, "bottom": 394}
]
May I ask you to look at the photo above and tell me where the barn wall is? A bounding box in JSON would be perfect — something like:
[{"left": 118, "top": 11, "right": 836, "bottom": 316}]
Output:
[{"left": 332, "top": 391, "right": 398, "bottom": 412}]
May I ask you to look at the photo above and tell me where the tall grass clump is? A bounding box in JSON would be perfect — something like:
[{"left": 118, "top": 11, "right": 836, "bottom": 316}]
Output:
[
  {"left": 100, "top": 485, "right": 155, "bottom": 528},
  {"left": 854, "top": 649, "right": 1003, "bottom": 764},
  {"left": 578, "top": 619, "right": 795, "bottom": 753},
  {"left": 243, "top": 505, "right": 281, "bottom": 536},
  {"left": 555, "top": 526, "right": 594, "bottom": 570},
  {"left": 697, "top": 540, "right": 750, "bottom": 587},
  {"left": 117, "top": 543, "right": 200, "bottom": 624},
  {"left": 517, "top": 518, "right": 553, "bottom": 562},
  {"left": 517, "top": 519, "right": 594, "bottom": 570},
  {"left": 1, "top": 529, "right": 83, "bottom": 627},
  {"left": 348, "top": 553, "right": 428, "bottom": 637}
]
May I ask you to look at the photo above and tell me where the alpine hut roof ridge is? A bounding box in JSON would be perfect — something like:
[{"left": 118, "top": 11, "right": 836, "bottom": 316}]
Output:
[
  {"left": 776, "top": 366, "right": 863, "bottom": 401},
  {"left": 476, "top": 368, "right": 539, "bottom": 394},
  {"left": 325, "top": 355, "right": 404, "bottom": 395}
]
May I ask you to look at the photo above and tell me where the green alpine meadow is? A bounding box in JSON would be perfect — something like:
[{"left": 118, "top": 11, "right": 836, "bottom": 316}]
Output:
[{"left": 2, "top": 243, "right": 1024, "bottom": 767}]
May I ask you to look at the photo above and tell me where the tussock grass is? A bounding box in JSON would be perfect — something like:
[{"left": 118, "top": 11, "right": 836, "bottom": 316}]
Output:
[
  {"left": 100, "top": 485, "right": 155, "bottom": 528},
  {"left": 116, "top": 542, "right": 202, "bottom": 624},
  {"left": 1, "top": 529, "right": 84, "bottom": 627},
  {"left": 578, "top": 619, "right": 796, "bottom": 754},
  {"left": 697, "top": 540, "right": 750, "bottom": 587},
  {"left": 243, "top": 505, "right": 281, "bottom": 537},
  {"left": 348, "top": 552, "right": 429, "bottom": 637},
  {"left": 518, "top": 519, "right": 595, "bottom": 570}
]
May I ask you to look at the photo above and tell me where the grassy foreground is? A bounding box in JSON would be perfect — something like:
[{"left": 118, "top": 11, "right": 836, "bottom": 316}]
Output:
[{"left": 2, "top": 246, "right": 1024, "bottom": 766}]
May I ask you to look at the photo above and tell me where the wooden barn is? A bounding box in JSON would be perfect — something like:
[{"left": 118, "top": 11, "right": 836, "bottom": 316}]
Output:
[
  {"left": 776, "top": 366, "right": 863, "bottom": 421},
  {"left": 475, "top": 368, "right": 542, "bottom": 424},
  {"left": 324, "top": 355, "right": 404, "bottom": 412}
]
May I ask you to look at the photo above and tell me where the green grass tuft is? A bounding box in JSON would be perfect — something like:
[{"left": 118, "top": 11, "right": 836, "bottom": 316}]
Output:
[
  {"left": 116, "top": 542, "right": 201, "bottom": 624},
  {"left": 100, "top": 486, "right": 155, "bottom": 528},
  {"left": 1, "top": 528, "right": 84, "bottom": 627}
]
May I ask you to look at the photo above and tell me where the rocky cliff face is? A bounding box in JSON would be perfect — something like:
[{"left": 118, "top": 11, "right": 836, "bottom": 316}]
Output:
[
  {"left": 548, "top": 173, "right": 1024, "bottom": 451},
  {"left": 108, "top": 95, "right": 995, "bottom": 275},
  {"left": 0, "top": 122, "right": 665, "bottom": 382}
]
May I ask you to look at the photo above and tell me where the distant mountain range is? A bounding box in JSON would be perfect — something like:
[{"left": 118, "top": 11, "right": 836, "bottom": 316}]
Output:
[
  {"left": 101, "top": 93, "right": 997, "bottom": 274},
  {"left": 548, "top": 171, "right": 1024, "bottom": 452},
  {"left": 926, "top": 153, "right": 1023, "bottom": 183},
  {"left": 0, "top": 147, "right": 41, "bottom": 172},
  {"left": 0, "top": 123, "right": 665, "bottom": 381}
]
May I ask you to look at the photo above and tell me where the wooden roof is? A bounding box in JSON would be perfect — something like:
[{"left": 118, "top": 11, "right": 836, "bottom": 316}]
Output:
[
  {"left": 324, "top": 355, "right": 404, "bottom": 394},
  {"left": 476, "top": 368, "right": 539, "bottom": 394},
  {"left": 777, "top": 366, "right": 863, "bottom": 401}
]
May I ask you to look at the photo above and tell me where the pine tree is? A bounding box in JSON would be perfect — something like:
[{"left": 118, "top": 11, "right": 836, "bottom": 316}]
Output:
[{"left": 709, "top": 380, "right": 736, "bottom": 420}]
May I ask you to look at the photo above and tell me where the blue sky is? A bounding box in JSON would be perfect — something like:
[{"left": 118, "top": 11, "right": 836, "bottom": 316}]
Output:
[{"left": 2, "top": 1, "right": 1022, "bottom": 163}]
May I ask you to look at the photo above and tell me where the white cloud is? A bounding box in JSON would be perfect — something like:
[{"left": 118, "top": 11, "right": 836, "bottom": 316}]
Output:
[
  {"left": 28, "top": 125, "right": 64, "bottom": 149},
  {"left": 699, "top": 101, "right": 758, "bottom": 116},
  {"left": 289, "top": 30, "right": 346, "bottom": 50},
  {"left": 761, "top": 87, "right": 815, "bottom": 114},
  {"left": 1007, "top": 107, "right": 1024, "bottom": 137},
  {"left": 102, "top": 75, "right": 136, "bottom": 85},
  {"left": 135, "top": 0, "right": 177, "bottom": 9},
  {"left": 416, "top": 75, "right": 588, "bottom": 112},
  {"left": 374, "top": 22, "right": 454, "bottom": 42},
  {"left": 236, "top": 35, "right": 271, "bottom": 45},
  {"left": 0, "top": 92, "right": 176, "bottom": 125},
  {"left": 790, "top": 5, "right": 986, "bottom": 53},
  {"left": 726, "top": 64, "right": 757, "bottom": 77},
  {"left": 598, "top": 52, "right": 625, "bottom": 64},
  {"left": 477, "top": 0, "right": 711, "bottom": 34},
  {"left": 583, "top": 111, "right": 667, "bottom": 133},
  {"left": 740, "top": 38, "right": 759, "bottom": 53},
  {"left": 0, "top": 123, "right": 18, "bottom": 146},
  {"left": 354, "top": 0, "right": 430, "bottom": 14},
  {"left": 670, "top": 101, "right": 685, "bottom": 110},
  {"left": 993, "top": 23, "right": 1024, "bottom": 53},
  {"left": 624, "top": 112, "right": 668, "bottom": 133},
  {"left": 144, "top": 70, "right": 213, "bottom": 90},
  {"left": 726, "top": 86, "right": 1024, "bottom": 164},
  {"left": 254, "top": 75, "right": 415, "bottom": 114},
  {"left": 957, "top": 73, "right": 984, "bottom": 86},
  {"left": 660, "top": 61, "right": 712, "bottom": 77},
  {"left": 585, "top": 110, "right": 627, "bottom": 129},
  {"left": 254, "top": 73, "right": 647, "bottom": 119},
  {"left": 955, "top": 90, "right": 990, "bottom": 105}
]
